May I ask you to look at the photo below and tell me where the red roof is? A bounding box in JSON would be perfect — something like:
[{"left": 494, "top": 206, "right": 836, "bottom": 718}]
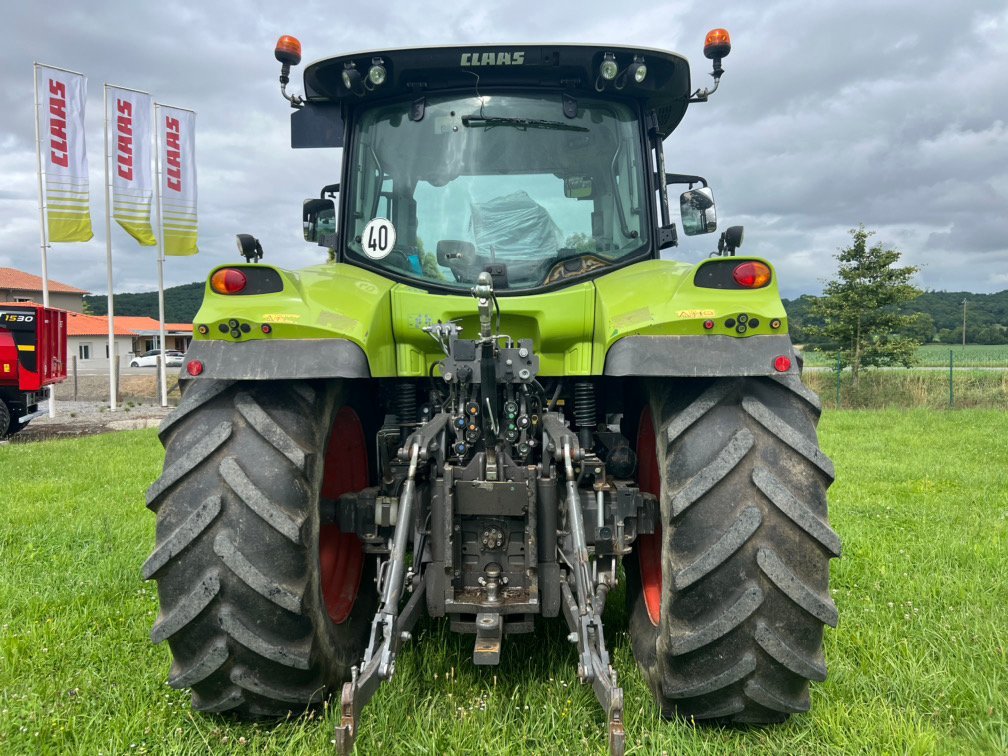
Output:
[
  {"left": 67, "top": 313, "right": 163, "bottom": 337},
  {"left": 165, "top": 323, "right": 193, "bottom": 332},
  {"left": 0, "top": 267, "right": 89, "bottom": 294}
]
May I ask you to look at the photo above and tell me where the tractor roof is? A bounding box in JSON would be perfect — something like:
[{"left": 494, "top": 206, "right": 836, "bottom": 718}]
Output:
[{"left": 302, "top": 44, "right": 693, "bottom": 136}]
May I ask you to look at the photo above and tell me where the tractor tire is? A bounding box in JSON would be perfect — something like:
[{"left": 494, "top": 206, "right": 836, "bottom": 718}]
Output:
[
  {"left": 0, "top": 399, "right": 11, "bottom": 438},
  {"left": 143, "top": 379, "right": 378, "bottom": 717},
  {"left": 627, "top": 374, "right": 840, "bottom": 724}
]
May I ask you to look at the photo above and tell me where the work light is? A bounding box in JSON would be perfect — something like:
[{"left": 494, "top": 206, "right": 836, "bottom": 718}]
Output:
[
  {"left": 632, "top": 56, "right": 647, "bottom": 83},
  {"left": 599, "top": 53, "right": 618, "bottom": 81},
  {"left": 368, "top": 58, "right": 387, "bottom": 86},
  {"left": 342, "top": 63, "right": 361, "bottom": 90}
]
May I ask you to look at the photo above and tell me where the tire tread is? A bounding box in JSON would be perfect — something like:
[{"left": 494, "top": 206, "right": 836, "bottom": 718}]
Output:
[{"left": 628, "top": 376, "right": 839, "bottom": 725}]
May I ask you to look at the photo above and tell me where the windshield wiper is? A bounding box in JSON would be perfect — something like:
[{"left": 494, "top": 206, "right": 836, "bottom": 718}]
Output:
[{"left": 461, "top": 115, "right": 588, "bottom": 132}]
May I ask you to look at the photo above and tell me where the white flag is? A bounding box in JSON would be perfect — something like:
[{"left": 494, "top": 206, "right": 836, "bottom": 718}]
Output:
[
  {"left": 38, "top": 66, "right": 93, "bottom": 242},
  {"left": 110, "top": 87, "right": 155, "bottom": 246},
  {"left": 158, "top": 106, "right": 198, "bottom": 256}
]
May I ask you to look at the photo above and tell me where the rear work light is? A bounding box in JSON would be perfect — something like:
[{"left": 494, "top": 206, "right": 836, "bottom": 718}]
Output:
[
  {"left": 732, "top": 261, "right": 772, "bottom": 289},
  {"left": 210, "top": 268, "right": 248, "bottom": 295}
]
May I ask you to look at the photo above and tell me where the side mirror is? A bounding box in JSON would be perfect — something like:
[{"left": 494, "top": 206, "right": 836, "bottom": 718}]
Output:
[
  {"left": 563, "top": 176, "right": 594, "bottom": 199},
  {"left": 303, "top": 198, "right": 335, "bottom": 243},
  {"left": 679, "top": 187, "right": 717, "bottom": 236}
]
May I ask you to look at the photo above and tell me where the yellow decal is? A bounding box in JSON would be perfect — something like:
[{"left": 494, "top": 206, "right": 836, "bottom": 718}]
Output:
[
  {"left": 17, "top": 345, "right": 36, "bottom": 352},
  {"left": 677, "top": 309, "right": 716, "bottom": 319},
  {"left": 262, "top": 313, "right": 301, "bottom": 323}
]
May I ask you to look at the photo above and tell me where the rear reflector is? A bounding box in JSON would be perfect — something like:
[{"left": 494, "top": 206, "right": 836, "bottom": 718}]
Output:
[
  {"left": 774, "top": 355, "right": 792, "bottom": 372},
  {"left": 733, "top": 261, "right": 772, "bottom": 288},
  {"left": 186, "top": 360, "right": 204, "bottom": 377},
  {"left": 210, "top": 268, "right": 248, "bottom": 294}
]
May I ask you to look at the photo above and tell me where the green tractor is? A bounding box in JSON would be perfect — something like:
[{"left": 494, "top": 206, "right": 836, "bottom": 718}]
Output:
[{"left": 145, "top": 30, "right": 839, "bottom": 754}]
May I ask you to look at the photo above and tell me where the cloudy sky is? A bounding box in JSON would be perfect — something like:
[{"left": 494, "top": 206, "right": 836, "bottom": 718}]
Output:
[{"left": 2, "top": 1, "right": 1006, "bottom": 299}]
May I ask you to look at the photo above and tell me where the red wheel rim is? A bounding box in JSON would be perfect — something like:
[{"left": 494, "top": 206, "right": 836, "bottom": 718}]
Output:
[
  {"left": 636, "top": 407, "right": 662, "bottom": 626},
  {"left": 319, "top": 406, "right": 368, "bottom": 624}
]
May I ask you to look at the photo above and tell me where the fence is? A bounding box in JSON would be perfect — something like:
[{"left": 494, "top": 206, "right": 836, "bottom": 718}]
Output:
[
  {"left": 801, "top": 347, "right": 1008, "bottom": 410},
  {"left": 63, "top": 356, "right": 181, "bottom": 405}
]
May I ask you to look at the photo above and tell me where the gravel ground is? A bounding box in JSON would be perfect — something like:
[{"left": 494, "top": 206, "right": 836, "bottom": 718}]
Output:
[{"left": 2, "top": 400, "right": 176, "bottom": 444}]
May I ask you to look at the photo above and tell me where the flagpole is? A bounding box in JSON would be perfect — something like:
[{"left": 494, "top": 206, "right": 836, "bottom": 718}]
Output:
[
  {"left": 33, "top": 63, "right": 56, "bottom": 418},
  {"left": 153, "top": 103, "right": 168, "bottom": 407},
  {"left": 101, "top": 84, "right": 118, "bottom": 411}
]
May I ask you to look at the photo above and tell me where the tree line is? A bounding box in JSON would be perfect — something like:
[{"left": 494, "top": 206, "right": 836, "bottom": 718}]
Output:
[
  {"left": 787, "top": 288, "right": 1008, "bottom": 346},
  {"left": 83, "top": 282, "right": 205, "bottom": 323}
]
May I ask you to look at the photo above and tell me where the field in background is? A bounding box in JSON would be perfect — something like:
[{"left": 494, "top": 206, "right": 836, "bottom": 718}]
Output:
[
  {"left": 801, "top": 344, "right": 1008, "bottom": 368},
  {"left": 796, "top": 344, "right": 1008, "bottom": 409},
  {"left": 803, "top": 368, "right": 1008, "bottom": 410},
  {"left": 914, "top": 344, "right": 1008, "bottom": 366},
  {"left": 1, "top": 411, "right": 1006, "bottom": 754}
]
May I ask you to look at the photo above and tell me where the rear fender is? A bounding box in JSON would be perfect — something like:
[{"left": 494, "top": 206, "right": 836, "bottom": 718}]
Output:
[
  {"left": 593, "top": 258, "right": 792, "bottom": 376},
  {"left": 188, "top": 262, "right": 396, "bottom": 378}
]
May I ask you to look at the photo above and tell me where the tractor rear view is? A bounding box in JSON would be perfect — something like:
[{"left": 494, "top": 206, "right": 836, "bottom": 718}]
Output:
[{"left": 145, "top": 30, "right": 839, "bottom": 754}]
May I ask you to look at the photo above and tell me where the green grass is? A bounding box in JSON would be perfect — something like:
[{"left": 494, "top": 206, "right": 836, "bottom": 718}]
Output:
[
  {"left": 801, "top": 343, "right": 1008, "bottom": 368},
  {"left": 1, "top": 414, "right": 1006, "bottom": 754}
]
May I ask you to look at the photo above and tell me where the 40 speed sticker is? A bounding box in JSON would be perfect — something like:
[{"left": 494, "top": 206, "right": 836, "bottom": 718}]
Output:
[{"left": 362, "top": 218, "right": 396, "bottom": 260}]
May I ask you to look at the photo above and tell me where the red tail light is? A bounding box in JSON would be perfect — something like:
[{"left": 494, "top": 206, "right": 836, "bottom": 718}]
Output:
[
  {"left": 210, "top": 268, "right": 247, "bottom": 294},
  {"left": 732, "top": 262, "right": 771, "bottom": 288},
  {"left": 186, "top": 360, "right": 204, "bottom": 376},
  {"left": 774, "top": 355, "right": 792, "bottom": 372}
]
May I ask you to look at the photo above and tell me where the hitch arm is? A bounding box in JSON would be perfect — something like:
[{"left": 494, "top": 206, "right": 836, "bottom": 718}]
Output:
[
  {"left": 335, "top": 579, "right": 426, "bottom": 753},
  {"left": 558, "top": 440, "right": 625, "bottom": 756},
  {"left": 335, "top": 439, "right": 426, "bottom": 753}
]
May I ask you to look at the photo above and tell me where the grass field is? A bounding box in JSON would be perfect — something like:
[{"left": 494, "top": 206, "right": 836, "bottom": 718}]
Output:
[
  {"left": 1, "top": 411, "right": 1006, "bottom": 754},
  {"left": 801, "top": 343, "right": 1008, "bottom": 368}
]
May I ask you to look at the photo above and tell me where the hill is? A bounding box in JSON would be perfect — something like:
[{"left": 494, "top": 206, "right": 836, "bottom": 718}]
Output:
[
  {"left": 784, "top": 289, "right": 1008, "bottom": 345},
  {"left": 84, "top": 282, "right": 204, "bottom": 323}
]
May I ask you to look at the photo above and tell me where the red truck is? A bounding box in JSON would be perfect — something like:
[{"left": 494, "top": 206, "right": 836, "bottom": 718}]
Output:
[{"left": 0, "top": 303, "right": 67, "bottom": 438}]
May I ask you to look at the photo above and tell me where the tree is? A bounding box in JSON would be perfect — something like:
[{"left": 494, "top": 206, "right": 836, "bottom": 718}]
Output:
[
  {"left": 806, "top": 226, "right": 923, "bottom": 384},
  {"left": 902, "top": 311, "right": 935, "bottom": 343}
]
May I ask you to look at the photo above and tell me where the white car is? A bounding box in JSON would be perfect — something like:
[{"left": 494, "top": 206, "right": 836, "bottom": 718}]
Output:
[{"left": 130, "top": 349, "right": 184, "bottom": 368}]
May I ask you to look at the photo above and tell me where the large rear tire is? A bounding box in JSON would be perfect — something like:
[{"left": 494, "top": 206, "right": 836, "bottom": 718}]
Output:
[
  {"left": 143, "top": 379, "right": 377, "bottom": 716},
  {"left": 627, "top": 375, "right": 840, "bottom": 723}
]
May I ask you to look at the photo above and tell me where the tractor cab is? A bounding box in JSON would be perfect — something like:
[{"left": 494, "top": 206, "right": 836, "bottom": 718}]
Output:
[{"left": 286, "top": 42, "right": 727, "bottom": 293}]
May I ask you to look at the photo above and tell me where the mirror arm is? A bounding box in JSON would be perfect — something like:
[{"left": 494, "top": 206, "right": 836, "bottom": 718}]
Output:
[{"left": 664, "top": 173, "right": 708, "bottom": 189}]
